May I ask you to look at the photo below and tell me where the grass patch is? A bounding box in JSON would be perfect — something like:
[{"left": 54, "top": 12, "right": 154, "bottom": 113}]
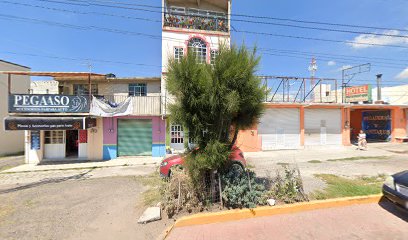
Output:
[
  {"left": 326, "top": 156, "right": 389, "bottom": 162},
  {"left": 308, "top": 160, "right": 322, "bottom": 164},
  {"left": 136, "top": 173, "right": 164, "bottom": 206},
  {"left": 311, "top": 174, "right": 386, "bottom": 200},
  {"left": 276, "top": 162, "right": 290, "bottom": 166},
  {"left": 246, "top": 163, "right": 255, "bottom": 169},
  {"left": 0, "top": 165, "right": 15, "bottom": 172}
]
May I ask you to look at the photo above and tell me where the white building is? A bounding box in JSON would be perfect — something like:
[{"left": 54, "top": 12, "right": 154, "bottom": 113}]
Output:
[
  {"left": 30, "top": 80, "right": 59, "bottom": 94},
  {"left": 161, "top": 0, "right": 231, "bottom": 151},
  {"left": 0, "top": 60, "right": 30, "bottom": 156}
]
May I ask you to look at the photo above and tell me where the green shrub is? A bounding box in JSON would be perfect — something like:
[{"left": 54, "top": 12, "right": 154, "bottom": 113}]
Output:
[
  {"left": 185, "top": 140, "right": 230, "bottom": 186},
  {"left": 221, "top": 169, "right": 266, "bottom": 209}
]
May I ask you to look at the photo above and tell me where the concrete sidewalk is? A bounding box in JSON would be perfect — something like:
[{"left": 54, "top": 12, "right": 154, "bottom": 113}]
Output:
[
  {"left": 244, "top": 143, "right": 408, "bottom": 163},
  {"left": 2, "top": 156, "right": 163, "bottom": 173},
  {"left": 166, "top": 200, "right": 408, "bottom": 240}
]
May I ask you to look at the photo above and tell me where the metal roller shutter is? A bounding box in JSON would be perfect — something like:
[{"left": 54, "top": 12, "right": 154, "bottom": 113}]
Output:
[
  {"left": 118, "top": 119, "right": 152, "bottom": 156},
  {"left": 258, "top": 108, "right": 300, "bottom": 150},
  {"left": 305, "top": 109, "right": 342, "bottom": 145}
]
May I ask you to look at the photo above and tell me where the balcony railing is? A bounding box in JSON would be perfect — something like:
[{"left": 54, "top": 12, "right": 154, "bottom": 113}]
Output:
[
  {"left": 97, "top": 95, "right": 166, "bottom": 116},
  {"left": 164, "top": 12, "right": 228, "bottom": 32}
]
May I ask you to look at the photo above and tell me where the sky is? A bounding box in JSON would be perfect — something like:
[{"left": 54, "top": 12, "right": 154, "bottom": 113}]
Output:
[{"left": 1, "top": 0, "right": 408, "bottom": 89}]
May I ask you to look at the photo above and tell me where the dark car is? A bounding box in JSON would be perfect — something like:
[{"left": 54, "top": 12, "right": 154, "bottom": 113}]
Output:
[
  {"left": 160, "top": 146, "right": 246, "bottom": 178},
  {"left": 382, "top": 170, "right": 408, "bottom": 210}
]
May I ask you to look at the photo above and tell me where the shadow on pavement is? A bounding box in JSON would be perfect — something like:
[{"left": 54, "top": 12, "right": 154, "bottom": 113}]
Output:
[
  {"left": 378, "top": 196, "right": 408, "bottom": 222},
  {"left": 38, "top": 160, "right": 106, "bottom": 165},
  {"left": 0, "top": 169, "right": 93, "bottom": 195}
]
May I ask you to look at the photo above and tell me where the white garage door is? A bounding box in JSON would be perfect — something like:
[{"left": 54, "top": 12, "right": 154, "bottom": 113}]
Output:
[
  {"left": 305, "top": 109, "right": 342, "bottom": 146},
  {"left": 258, "top": 108, "right": 300, "bottom": 150}
]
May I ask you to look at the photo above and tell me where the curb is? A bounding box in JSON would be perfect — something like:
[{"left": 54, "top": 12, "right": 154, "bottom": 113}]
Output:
[{"left": 163, "top": 194, "right": 382, "bottom": 239}]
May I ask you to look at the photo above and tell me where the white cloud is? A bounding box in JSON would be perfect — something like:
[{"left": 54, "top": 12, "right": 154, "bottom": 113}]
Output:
[
  {"left": 347, "top": 30, "right": 408, "bottom": 49},
  {"left": 396, "top": 67, "right": 408, "bottom": 79},
  {"left": 327, "top": 61, "right": 336, "bottom": 66}
]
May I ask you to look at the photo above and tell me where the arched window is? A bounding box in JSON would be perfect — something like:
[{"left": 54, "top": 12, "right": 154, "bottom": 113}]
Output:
[{"left": 188, "top": 38, "right": 207, "bottom": 63}]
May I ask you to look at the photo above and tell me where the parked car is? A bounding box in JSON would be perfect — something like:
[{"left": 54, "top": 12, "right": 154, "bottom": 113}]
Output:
[
  {"left": 382, "top": 170, "right": 408, "bottom": 210},
  {"left": 160, "top": 146, "right": 246, "bottom": 178}
]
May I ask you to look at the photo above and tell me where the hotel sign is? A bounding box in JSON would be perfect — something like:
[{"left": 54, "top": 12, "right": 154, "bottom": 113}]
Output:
[
  {"left": 345, "top": 85, "right": 372, "bottom": 103},
  {"left": 8, "top": 94, "right": 90, "bottom": 113}
]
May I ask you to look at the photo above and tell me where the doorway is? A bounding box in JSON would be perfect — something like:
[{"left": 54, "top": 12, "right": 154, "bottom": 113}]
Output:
[
  {"left": 66, "top": 130, "right": 79, "bottom": 158},
  {"left": 350, "top": 109, "right": 392, "bottom": 143}
]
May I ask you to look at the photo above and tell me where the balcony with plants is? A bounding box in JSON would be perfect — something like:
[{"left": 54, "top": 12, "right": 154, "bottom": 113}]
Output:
[{"left": 163, "top": 7, "right": 228, "bottom": 33}]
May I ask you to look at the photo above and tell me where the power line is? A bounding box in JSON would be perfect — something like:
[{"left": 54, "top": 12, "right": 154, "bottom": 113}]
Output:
[
  {"left": 261, "top": 49, "right": 408, "bottom": 67},
  {"left": 19, "top": 0, "right": 408, "bottom": 39},
  {"left": 261, "top": 52, "right": 406, "bottom": 70},
  {"left": 3, "top": 1, "right": 408, "bottom": 65},
  {"left": 60, "top": 0, "right": 408, "bottom": 33},
  {"left": 2, "top": 11, "right": 408, "bottom": 51},
  {"left": 236, "top": 29, "right": 408, "bottom": 49},
  {"left": 0, "top": 0, "right": 162, "bottom": 23},
  {"left": 0, "top": 50, "right": 162, "bottom": 67},
  {"left": 259, "top": 47, "right": 408, "bottom": 63}
]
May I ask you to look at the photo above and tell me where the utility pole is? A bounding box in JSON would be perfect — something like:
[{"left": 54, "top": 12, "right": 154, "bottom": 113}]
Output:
[
  {"left": 308, "top": 57, "right": 317, "bottom": 102},
  {"left": 87, "top": 62, "right": 92, "bottom": 100},
  {"left": 376, "top": 74, "right": 382, "bottom": 102}
]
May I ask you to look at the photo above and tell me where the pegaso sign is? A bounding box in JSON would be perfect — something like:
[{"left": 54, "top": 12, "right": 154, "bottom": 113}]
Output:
[
  {"left": 345, "top": 85, "right": 372, "bottom": 103},
  {"left": 8, "top": 94, "right": 90, "bottom": 113}
]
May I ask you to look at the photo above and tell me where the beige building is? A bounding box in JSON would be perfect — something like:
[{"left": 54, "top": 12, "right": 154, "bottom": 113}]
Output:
[
  {"left": 0, "top": 60, "right": 30, "bottom": 156},
  {"left": 30, "top": 80, "right": 59, "bottom": 94},
  {"left": 314, "top": 83, "right": 408, "bottom": 105}
]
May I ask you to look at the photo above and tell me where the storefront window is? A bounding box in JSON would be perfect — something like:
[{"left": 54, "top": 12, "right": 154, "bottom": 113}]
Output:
[
  {"left": 44, "top": 131, "right": 65, "bottom": 144},
  {"left": 73, "top": 84, "right": 98, "bottom": 95},
  {"left": 171, "top": 125, "right": 184, "bottom": 144},
  {"left": 129, "top": 83, "right": 147, "bottom": 96}
]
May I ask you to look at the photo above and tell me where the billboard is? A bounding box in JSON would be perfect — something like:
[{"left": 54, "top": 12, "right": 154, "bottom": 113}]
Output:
[
  {"left": 8, "top": 94, "right": 90, "bottom": 113},
  {"left": 345, "top": 85, "right": 372, "bottom": 103},
  {"left": 362, "top": 110, "right": 391, "bottom": 142}
]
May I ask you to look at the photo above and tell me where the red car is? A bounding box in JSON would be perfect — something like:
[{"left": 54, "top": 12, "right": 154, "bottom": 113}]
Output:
[{"left": 160, "top": 146, "right": 247, "bottom": 177}]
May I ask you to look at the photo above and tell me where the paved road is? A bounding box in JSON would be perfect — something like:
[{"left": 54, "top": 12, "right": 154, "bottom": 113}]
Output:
[
  {"left": 0, "top": 175, "right": 172, "bottom": 240},
  {"left": 167, "top": 200, "right": 408, "bottom": 240},
  {"left": 246, "top": 145, "right": 408, "bottom": 194}
]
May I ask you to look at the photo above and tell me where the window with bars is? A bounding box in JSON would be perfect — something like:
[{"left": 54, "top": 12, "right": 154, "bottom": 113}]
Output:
[
  {"left": 171, "top": 125, "right": 184, "bottom": 144},
  {"left": 44, "top": 131, "right": 65, "bottom": 144},
  {"left": 73, "top": 84, "right": 98, "bottom": 95},
  {"left": 128, "top": 83, "right": 147, "bottom": 96},
  {"left": 210, "top": 49, "right": 218, "bottom": 65},
  {"left": 188, "top": 38, "right": 207, "bottom": 64},
  {"left": 174, "top": 47, "right": 184, "bottom": 62}
]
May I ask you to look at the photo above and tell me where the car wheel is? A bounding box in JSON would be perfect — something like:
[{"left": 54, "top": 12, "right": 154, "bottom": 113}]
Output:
[{"left": 230, "top": 163, "right": 244, "bottom": 175}]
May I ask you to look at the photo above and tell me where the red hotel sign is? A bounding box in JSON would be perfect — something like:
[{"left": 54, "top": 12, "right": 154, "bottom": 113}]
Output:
[{"left": 345, "top": 85, "right": 372, "bottom": 103}]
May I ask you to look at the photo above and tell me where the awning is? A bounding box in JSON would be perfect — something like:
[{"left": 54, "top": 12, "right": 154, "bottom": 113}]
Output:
[{"left": 4, "top": 117, "right": 96, "bottom": 130}]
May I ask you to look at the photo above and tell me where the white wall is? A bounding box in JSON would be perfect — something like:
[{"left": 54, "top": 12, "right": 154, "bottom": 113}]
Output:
[
  {"left": 161, "top": 31, "right": 230, "bottom": 96},
  {"left": 31, "top": 80, "right": 59, "bottom": 94},
  {"left": 0, "top": 61, "right": 30, "bottom": 156}
]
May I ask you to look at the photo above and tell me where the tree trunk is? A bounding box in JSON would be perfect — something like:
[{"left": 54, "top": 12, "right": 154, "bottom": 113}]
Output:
[{"left": 230, "top": 126, "right": 239, "bottom": 147}]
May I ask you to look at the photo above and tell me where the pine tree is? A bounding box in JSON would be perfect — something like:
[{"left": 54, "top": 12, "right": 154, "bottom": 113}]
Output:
[{"left": 166, "top": 43, "right": 265, "bottom": 180}]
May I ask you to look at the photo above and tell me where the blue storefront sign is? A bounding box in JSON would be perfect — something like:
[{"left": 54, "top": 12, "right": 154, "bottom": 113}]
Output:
[
  {"left": 30, "top": 131, "right": 41, "bottom": 150},
  {"left": 8, "top": 94, "right": 90, "bottom": 113},
  {"left": 362, "top": 110, "right": 391, "bottom": 142}
]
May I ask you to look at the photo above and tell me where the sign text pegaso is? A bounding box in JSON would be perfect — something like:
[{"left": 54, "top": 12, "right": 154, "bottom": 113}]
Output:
[{"left": 9, "top": 94, "right": 90, "bottom": 113}]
